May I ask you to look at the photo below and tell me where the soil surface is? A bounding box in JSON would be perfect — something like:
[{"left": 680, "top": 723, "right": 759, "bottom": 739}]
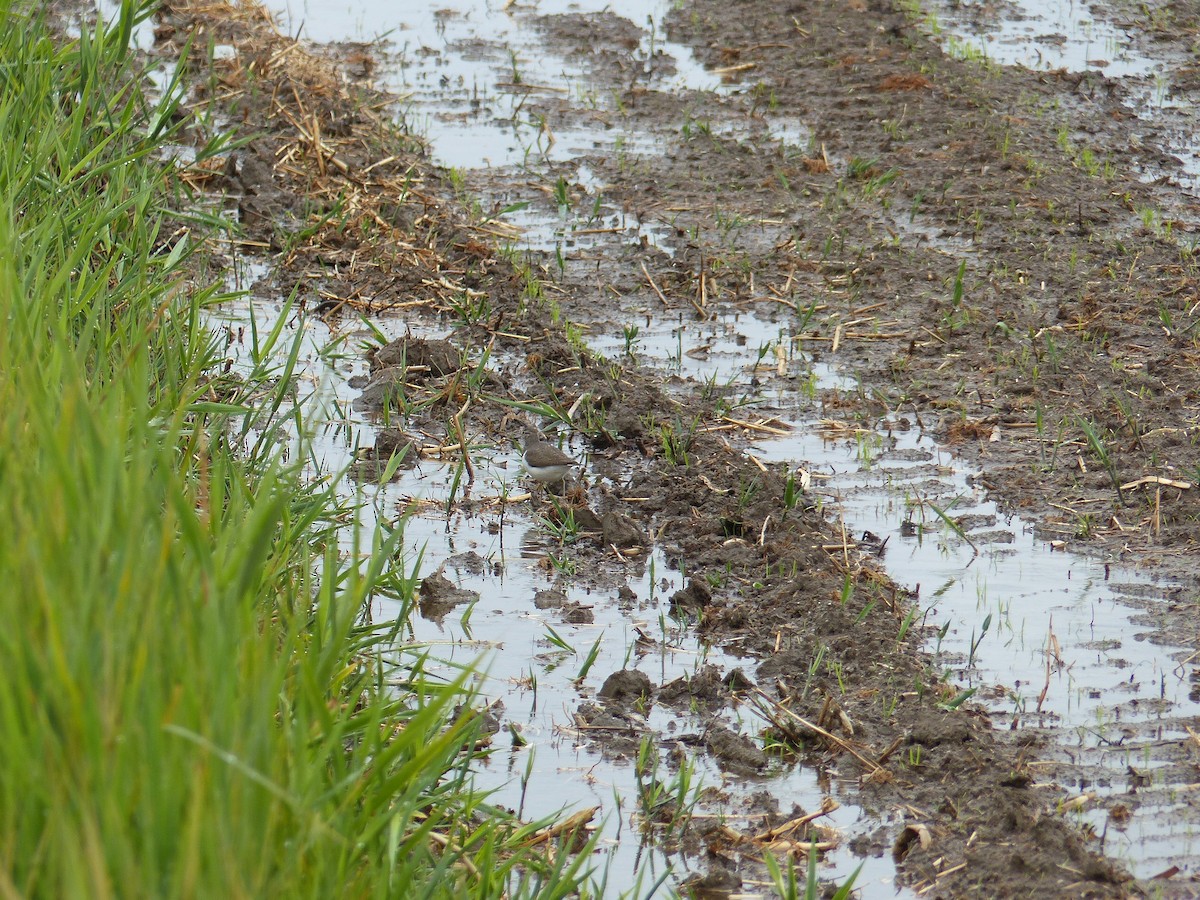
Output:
[{"left": 122, "top": 0, "right": 1200, "bottom": 895}]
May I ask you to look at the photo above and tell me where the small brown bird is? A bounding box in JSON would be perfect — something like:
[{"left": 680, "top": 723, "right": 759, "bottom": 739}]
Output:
[{"left": 521, "top": 427, "right": 578, "bottom": 484}]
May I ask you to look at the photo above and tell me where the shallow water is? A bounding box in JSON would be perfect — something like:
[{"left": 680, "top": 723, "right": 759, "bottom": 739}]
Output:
[{"left": 924, "top": 0, "right": 1157, "bottom": 77}]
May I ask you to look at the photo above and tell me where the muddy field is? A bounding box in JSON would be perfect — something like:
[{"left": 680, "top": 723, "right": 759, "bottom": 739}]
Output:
[{"left": 124, "top": 0, "right": 1200, "bottom": 895}]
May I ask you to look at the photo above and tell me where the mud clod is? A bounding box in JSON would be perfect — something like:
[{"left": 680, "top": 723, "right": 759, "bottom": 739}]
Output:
[
  {"left": 574, "top": 701, "right": 645, "bottom": 757},
  {"left": 704, "top": 724, "right": 768, "bottom": 774},
  {"left": 353, "top": 367, "right": 408, "bottom": 412},
  {"left": 418, "top": 572, "right": 478, "bottom": 622},
  {"left": 370, "top": 336, "right": 461, "bottom": 376},
  {"left": 571, "top": 505, "right": 603, "bottom": 534},
  {"left": 371, "top": 428, "right": 418, "bottom": 461},
  {"left": 561, "top": 603, "right": 594, "bottom": 624},
  {"left": 660, "top": 665, "right": 732, "bottom": 713},
  {"left": 347, "top": 428, "right": 419, "bottom": 482},
  {"left": 679, "top": 866, "right": 742, "bottom": 898},
  {"left": 533, "top": 589, "right": 567, "bottom": 609},
  {"left": 668, "top": 577, "right": 712, "bottom": 615},
  {"left": 908, "top": 717, "right": 974, "bottom": 748},
  {"left": 601, "top": 510, "right": 644, "bottom": 548},
  {"left": 598, "top": 669, "right": 654, "bottom": 707}
]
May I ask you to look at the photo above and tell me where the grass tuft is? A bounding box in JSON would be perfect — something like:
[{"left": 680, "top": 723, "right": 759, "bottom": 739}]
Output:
[{"left": 0, "top": 4, "right": 593, "bottom": 896}]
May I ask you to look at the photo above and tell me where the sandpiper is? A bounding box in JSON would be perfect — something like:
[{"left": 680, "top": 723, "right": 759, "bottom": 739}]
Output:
[{"left": 521, "top": 426, "right": 578, "bottom": 485}]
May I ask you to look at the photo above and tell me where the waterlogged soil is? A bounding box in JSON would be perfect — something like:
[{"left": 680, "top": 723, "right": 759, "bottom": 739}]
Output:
[{"left": 130, "top": 0, "right": 1200, "bottom": 895}]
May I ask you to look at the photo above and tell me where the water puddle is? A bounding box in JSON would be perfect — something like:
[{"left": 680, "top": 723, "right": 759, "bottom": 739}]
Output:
[
  {"left": 755, "top": 410, "right": 1199, "bottom": 879},
  {"left": 923, "top": 0, "right": 1156, "bottom": 77},
  {"left": 276, "top": 0, "right": 718, "bottom": 173},
  {"left": 282, "top": 0, "right": 720, "bottom": 93}
]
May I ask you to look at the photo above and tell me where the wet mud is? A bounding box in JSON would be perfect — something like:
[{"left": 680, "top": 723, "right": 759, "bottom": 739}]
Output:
[{"left": 125, "top": 0, "right": 1200, "bottom": 895}]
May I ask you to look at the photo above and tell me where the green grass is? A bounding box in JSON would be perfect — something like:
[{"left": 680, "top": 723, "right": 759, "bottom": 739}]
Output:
[
  {"left": 0, "top": 3, "right": 591, "bottom": 896},
  {"left": 763, "top": 845, "right": 861, "bottom": 899}
]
